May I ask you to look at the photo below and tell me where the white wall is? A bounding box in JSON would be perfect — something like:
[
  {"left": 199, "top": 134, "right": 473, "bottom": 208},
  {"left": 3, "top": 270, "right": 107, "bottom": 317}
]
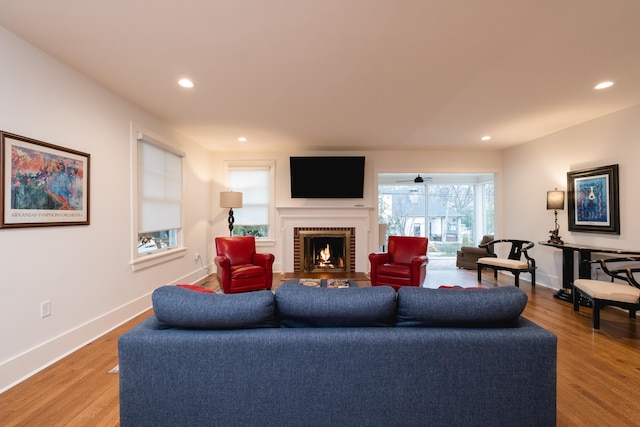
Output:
[
  {"left": 503, "top": 105, "right": 640, "bottom": 290},
  {"left": 0, "top": 26, "right": 213, "bottom": 392}
]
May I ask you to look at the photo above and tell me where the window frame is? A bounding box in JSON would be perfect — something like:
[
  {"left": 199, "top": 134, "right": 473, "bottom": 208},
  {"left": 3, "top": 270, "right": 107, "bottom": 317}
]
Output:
[{"left": 130, "top": 127, "right": 186, "bottom": 271}]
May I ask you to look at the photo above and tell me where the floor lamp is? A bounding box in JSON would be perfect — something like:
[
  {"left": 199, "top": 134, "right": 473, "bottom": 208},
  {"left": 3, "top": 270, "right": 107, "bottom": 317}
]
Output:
[
  {"left": 378, "top": 223, "right": 387, "bottom": 251},
  {"left": 220, "top": 191, "right": 243, "bottom": 236}
]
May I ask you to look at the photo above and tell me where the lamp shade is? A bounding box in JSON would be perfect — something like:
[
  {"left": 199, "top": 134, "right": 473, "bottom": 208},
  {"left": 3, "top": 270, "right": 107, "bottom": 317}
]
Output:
[
  {"left": 378, "top": 223, "right": 387, "bottom": 243},
  {"left": 220, "top": 191, "right": 243, "bottom": 208},
  {"left": 546, "top": 190, "right": 565, "bottom": 210}
]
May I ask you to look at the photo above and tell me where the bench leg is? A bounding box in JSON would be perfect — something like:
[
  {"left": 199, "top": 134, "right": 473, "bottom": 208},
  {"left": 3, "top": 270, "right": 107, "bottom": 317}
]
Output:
[
  {"left": 531, "top": 269, "right": 535, "bottom": 287},
  {"left": 514, "top": 272, "right": 520, "bottom": 287},
  {"left": 573, "top": 288, "right": 581, "bottom": 313},
  {"left": 592, "top": 301, "right": 601, "bottom": 330},
  {"left": 630, "top": 310, "right": 637, "bottom": 319}
]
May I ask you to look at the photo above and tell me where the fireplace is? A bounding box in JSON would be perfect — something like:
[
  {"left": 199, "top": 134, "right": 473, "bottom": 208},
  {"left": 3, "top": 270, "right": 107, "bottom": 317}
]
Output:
[{"left": 294, "top": 227, "right": 355, "bottom": 273}]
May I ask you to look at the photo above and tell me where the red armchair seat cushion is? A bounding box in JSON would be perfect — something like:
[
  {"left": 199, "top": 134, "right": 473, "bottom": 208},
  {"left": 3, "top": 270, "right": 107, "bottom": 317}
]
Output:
[
  {"left": 231, "top": 264, "right": 266, "bottom": 278},
  {"left": 377, "top": 263, "right": 412, "bottom": 278}
]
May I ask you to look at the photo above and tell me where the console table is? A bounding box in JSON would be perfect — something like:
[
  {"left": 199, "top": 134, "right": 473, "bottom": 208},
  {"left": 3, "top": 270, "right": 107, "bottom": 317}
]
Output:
[{"left": 539, "top": 241, "right": 640, "bottom": 302}]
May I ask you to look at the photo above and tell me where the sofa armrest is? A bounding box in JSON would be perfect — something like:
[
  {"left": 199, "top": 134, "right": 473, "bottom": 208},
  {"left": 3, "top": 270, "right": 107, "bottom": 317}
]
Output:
[
  {"left": 369, "top": 252, "right": 391, "bottom": 266},
  {"left": 214, "top": 255, "right": 231, "bottom": 291},
  {"left": 252, "top": 253, "right": 275, "bottom": 289},
  {"left": 460, "top": 246, "right": 493, "bottom": 256}
]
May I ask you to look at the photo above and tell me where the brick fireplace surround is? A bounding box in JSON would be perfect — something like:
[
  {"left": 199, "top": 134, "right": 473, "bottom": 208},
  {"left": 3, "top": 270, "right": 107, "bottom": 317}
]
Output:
[{"left": 277, "top": 206, "right": 373, "bottom": 273}]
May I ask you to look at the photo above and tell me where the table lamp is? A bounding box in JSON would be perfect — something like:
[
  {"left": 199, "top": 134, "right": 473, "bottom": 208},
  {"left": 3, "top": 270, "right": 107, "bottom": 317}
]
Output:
[{"left": 546, "top": 188, "right": 565, "bottom": 244}]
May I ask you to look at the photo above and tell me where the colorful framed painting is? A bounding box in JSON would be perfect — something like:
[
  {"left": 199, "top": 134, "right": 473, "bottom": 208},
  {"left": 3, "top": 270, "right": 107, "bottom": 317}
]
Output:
[
  {"left": 1, "top": 132, "right": 90, "bottom": 228},
  {"left": 567, "top": 164, "right": 619, "bottom": 234}
]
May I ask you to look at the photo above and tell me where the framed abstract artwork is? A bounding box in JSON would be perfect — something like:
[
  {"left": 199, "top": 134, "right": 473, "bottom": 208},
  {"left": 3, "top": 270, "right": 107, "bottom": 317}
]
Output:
[
  {"left": 1, "top": 132, "right": 90, "bottom": 228},
  {"left": 567, "top": 164, "right": 619, "bottom": 234}
]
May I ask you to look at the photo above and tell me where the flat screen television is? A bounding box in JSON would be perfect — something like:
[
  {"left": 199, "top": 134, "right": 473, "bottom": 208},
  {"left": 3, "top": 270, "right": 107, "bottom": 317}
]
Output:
[{"left": 290, "top": 156, "right": 365, "bottom": 198}]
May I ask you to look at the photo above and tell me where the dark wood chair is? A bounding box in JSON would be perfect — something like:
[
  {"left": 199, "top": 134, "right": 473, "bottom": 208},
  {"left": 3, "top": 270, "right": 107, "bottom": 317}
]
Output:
[
  {"left": 573, "top": 258, "right": 640, "bottom": 329},
  {"left": 476, "top": 239, "right": 536, "bottom": 287}
]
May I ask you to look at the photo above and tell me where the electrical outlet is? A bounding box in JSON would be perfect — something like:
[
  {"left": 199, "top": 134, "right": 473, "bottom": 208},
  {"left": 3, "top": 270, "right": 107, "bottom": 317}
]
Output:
[
  {"left": 41, "top": 300, "right": 51, "bottom": 318},
  {"left": 194, "top": 252, "right": 201, "bottom": 262}
]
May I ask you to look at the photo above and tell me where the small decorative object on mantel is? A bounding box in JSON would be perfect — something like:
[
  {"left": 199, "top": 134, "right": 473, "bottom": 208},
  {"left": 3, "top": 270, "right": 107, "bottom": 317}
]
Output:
[
  {"left": 0, "top": 131, "right": 90, "bottom": 228},
  {"left": 546, "top": 188, "right": 565, "bottom": 244}
]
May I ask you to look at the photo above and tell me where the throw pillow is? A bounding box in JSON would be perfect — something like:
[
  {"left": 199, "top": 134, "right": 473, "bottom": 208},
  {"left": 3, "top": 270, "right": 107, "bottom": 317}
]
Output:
[
  {"left": 152, "top": 285, "right": 276, "bottom": 329},
  {"left": 176, "top": 284, "right": 215, "bottom": 293}
]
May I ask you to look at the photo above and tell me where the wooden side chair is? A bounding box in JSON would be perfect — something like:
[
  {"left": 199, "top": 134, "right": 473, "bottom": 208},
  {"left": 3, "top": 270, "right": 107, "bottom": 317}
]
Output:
[
  {"left": 573, "top": 258, "right": 640, "bottom": 330},
  {"left": 476, "top": 239, "right": 536, "bottom": 287}
]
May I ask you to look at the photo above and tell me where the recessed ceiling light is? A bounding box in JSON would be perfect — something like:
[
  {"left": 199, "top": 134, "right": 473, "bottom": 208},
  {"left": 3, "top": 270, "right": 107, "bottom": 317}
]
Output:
[
  {"left": 594, "top": 81, "right": 614, "bottom": 90},
  {"left": 481, "top": 135, "right": 491, "bottom": 141},
  {"left": 238, "top": 137, "right": 247, "bottom": 142},
  {"left": 178, "top": 78, "right": 194, "bottom": 88}
]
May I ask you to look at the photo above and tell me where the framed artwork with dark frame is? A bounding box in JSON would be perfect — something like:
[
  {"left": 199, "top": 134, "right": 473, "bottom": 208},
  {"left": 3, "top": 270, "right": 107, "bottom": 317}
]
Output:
[
  {"left": 1, "top": 132, "right": 90, "bottom": 228},
  {"left": 567, "top": 164, "right": 619, "bottom": 234}
]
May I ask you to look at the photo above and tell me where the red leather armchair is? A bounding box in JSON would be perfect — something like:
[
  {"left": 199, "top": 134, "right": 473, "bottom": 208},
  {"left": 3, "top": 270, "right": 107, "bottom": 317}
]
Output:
[
  {"left": 369, "top": 236, "right": 429, "bottom": 290},
  {"left": 214, "top": 236, "right": 275, "bottom": 294}
]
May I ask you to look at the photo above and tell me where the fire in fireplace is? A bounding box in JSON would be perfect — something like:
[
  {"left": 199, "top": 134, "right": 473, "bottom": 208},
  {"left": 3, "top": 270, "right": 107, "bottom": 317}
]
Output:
[{"left": 298, "top": 230, "right": 351, "bottom": 273}]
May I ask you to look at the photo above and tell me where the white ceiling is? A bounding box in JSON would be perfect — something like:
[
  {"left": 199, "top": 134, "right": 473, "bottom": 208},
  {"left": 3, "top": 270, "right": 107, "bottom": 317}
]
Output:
[{"left": 1, "top": 0, "right": 639, "bottom": 152}]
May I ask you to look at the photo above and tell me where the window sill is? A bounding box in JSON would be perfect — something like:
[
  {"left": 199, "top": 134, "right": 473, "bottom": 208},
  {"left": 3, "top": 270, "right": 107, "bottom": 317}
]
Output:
[{"left": 131, "top": 247, "right": 187, "bottom": 271}]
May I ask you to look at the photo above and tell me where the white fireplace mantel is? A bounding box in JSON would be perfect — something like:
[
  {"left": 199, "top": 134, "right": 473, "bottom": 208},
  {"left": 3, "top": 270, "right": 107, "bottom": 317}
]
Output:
[{"left": 277, "top": 206, "right": 374, "bottom": 272}]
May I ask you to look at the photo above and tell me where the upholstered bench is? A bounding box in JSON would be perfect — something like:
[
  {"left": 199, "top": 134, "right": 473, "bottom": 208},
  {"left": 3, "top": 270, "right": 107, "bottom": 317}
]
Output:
[{"left": 573, "top": 279, "right": 640, "bottom": 329}]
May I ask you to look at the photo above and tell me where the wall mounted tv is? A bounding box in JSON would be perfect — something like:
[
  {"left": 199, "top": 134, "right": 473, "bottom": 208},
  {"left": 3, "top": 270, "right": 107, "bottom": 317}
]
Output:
[{"left": 290, "top": 156, "right": 365, "bottom": 198}]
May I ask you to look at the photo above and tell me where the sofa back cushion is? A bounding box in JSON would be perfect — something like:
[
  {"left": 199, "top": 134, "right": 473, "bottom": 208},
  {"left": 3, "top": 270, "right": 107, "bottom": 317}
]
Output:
[
  {"left": 275, "top": 283, "right": 397, "bottom": 327},
  {"left": 152, "top": 285, "right": 276, "bottom": 329},
  {"left": 396, "top": 286, "right": 527, "bottom": 327}
]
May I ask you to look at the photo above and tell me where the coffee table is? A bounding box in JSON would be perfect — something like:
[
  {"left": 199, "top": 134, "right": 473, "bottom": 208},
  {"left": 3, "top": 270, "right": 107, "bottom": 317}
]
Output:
[
  {"left": 281, "top": 278, "right": 359, "bottom": 288},
  {"left": 281, "top": 272, "right": 369, "bottom": 280}
]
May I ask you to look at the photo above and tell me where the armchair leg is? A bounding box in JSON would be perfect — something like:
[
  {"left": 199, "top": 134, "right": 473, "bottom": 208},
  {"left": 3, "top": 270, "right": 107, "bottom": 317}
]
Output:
[
  {"left": 477, "top": 266, "right": 482, "bottom": 282},
  {"left": 514, "top": 273, "right": 520, "bottom": 287}
]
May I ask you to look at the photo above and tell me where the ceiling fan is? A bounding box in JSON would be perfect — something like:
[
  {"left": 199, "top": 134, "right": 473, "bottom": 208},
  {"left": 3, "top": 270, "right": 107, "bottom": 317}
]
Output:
[{"left": 396, "top": 174, "right": 431, "bottom": 183}]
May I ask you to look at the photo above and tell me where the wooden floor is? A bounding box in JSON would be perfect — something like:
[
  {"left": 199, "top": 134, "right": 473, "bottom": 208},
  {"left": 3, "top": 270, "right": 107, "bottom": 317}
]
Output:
[{"left": 1, "top": 262, "right": 639, "bottom": 426}]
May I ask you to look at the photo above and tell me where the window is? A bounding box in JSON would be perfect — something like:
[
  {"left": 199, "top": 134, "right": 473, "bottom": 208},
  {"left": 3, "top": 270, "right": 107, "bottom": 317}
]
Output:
[
  {"left": 225, "top": 161, "right": 274, "bottom": 239},
  {"left": 131, "top": 130, "right": 185, "bottom": 270},
  {"left": 378, "top": 173, "right": 494, "bottom": 258}
]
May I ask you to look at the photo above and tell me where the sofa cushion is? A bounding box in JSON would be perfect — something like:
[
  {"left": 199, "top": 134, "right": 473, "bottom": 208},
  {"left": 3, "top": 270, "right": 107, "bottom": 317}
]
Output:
[
  {"left": 396, "top": 286, "right": 528, "bottom": 327},
  {"left": 275, "top": 283, "right": 397, "bottom": 327},
  {"left": 152, "top": 285, "right": 276, "bottom": 329}
]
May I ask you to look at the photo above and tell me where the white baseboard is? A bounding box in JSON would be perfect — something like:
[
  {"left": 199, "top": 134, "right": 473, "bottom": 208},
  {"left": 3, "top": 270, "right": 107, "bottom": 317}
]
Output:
[{"left": 0, "top": 293, "right": 151, "bottom": 394}]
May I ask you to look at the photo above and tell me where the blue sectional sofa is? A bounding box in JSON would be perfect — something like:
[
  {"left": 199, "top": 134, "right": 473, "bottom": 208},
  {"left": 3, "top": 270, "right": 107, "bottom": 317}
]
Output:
[{"left": 118, "top": 283, "right": 557, "bottom": 427}]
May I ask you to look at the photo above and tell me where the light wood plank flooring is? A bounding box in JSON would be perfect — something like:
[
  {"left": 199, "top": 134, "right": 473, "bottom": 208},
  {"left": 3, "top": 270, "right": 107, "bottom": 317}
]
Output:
[{"left": 1, "top": 262, "right": 639, "bottom": 426}]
